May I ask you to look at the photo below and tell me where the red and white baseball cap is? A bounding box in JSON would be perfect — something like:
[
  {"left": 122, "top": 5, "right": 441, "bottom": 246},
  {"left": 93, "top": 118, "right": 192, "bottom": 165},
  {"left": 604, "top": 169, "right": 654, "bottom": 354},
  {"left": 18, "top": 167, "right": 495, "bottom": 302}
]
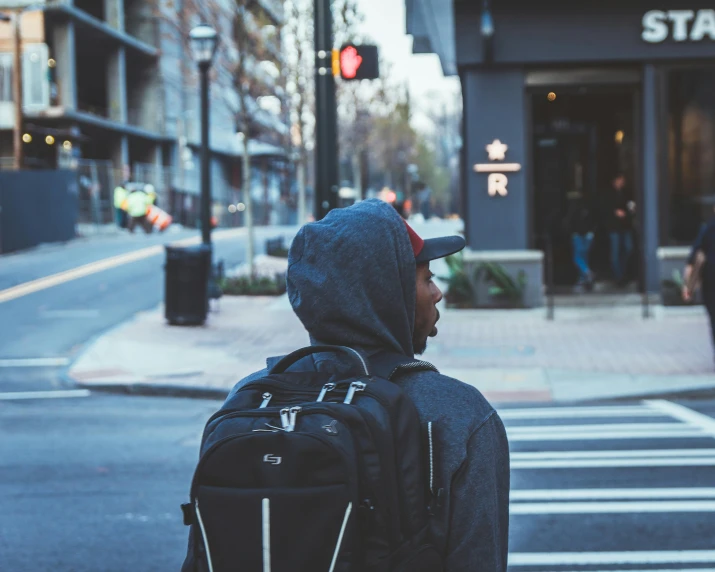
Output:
[{"left": 403, "top": 220, "right": 466, "bottom": 263}]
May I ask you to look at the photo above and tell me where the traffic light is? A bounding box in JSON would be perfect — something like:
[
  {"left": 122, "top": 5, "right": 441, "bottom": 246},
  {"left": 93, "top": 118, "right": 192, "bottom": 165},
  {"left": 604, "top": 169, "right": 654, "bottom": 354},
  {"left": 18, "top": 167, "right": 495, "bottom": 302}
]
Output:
[{"left": 333, "top": 44, "right": 379, "bottom": 81}]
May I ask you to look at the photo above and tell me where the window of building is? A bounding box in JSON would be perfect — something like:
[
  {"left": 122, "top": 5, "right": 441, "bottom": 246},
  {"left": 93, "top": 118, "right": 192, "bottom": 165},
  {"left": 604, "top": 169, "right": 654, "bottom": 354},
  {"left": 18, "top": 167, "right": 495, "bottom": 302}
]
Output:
[
  {"left": 668, "top": 67, "right": 715, "bottom": 245},
  {"left": 0, "top": 53, "right": 12, "bottom": 102}
]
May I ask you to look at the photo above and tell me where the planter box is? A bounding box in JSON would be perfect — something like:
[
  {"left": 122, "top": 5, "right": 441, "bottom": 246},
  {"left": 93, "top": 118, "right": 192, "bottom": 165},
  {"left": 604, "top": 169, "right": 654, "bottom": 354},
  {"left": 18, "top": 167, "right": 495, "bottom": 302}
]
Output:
[{"left": 463, "top": 249, "right": 544, "bottom": 308}]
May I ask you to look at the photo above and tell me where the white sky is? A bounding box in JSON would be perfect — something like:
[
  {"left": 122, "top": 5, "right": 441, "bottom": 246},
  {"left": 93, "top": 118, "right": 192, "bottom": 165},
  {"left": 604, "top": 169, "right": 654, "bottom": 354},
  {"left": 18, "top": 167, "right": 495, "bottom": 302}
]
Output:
[{"left": 356, "top": 0, "right": 461, "bottom": 131}]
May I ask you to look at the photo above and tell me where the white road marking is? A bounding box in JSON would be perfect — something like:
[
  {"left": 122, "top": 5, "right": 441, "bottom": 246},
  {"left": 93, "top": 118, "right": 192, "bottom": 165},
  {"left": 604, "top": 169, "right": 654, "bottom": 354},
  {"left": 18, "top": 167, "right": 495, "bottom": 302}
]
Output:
[
  {"left": 509, "top": 550, "right": 715, "bottom": 566},
  {"left": 0, "top": 357, "right": 70, "bottom": 368},
  {"left": 511, "top": 488, "right": 715, "bottom": 500},
  {"left": 39, "top": 309, "right": 101, "bottom": 319},
  {"left": 512, "top": 448, "right": 715, "bottom": 468},
  {"left": 507, "top": 422, "right": 703, "bottom": 441},
  {"left": 512, "top": 448, "right": 715, "bottom": 459},
  {"left": 0, "top": 229, "right": 245, "bottom": 305},
  {"left": 510, "top": 500, "right": 715, "bottom": 514},
  {"left": 646, "top": 399, "right": 715, "bottom": 439},
  {"left": 530, "top": 569, "right": 715, "bottom": 572},
  {"left": 512, "top": 457, "right": 715, "bottom": 468},
  {"left": 500, "top": 405, "right": 661, "bottom": 420},
  {"left": 0, "top": 389, "right": 90, "bottom": 400}
]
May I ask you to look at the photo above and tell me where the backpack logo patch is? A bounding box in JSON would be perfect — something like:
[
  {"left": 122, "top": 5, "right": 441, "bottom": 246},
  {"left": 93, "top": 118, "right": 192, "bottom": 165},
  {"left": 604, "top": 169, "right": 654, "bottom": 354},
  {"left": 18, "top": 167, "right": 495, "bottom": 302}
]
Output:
[
  {"left": 263, "top": 454, "right": 282, "bottom": 465},
  {"left": 322, "top": 420, "right": 339, "bottom": 435}
]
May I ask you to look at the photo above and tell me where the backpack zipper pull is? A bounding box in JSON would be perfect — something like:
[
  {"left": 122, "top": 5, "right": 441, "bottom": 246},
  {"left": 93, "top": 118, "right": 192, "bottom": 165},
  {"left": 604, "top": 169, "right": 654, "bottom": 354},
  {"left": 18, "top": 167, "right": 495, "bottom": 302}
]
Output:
[
  {"left": 317, "top": 383, "right": 336, "bottom": 402},
  {"left": 288, "top": 406, "right": 302, "bottom": 432},
  {"left": 343, "top": 381, "right": 366, "bottom": 405},
  {"left": 280, "top": 407, "right": 291, "bottom": 431},
  {"left": 260, "top": 392, "right": 272, "bottom": 408}
]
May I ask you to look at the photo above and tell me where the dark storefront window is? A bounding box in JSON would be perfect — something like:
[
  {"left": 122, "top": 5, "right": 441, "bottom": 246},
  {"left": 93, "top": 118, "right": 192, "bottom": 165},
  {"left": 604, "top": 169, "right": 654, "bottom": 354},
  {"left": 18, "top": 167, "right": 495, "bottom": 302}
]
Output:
[{"left": 668, "top": 67, "right": 715, "bottom": 245}]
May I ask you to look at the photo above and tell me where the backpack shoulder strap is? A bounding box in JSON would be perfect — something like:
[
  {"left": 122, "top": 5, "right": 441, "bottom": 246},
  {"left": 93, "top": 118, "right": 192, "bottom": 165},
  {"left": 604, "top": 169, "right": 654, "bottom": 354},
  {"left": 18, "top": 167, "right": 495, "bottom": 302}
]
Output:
[{"left": 368, "top": 351, "right": 439, "bottom": 381}]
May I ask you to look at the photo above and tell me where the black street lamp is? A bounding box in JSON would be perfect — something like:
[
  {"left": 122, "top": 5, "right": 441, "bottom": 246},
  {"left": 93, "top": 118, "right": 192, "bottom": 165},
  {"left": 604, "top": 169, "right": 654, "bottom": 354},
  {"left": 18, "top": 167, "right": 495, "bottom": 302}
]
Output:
[{"left": 189, "top": 24, "right": 219, "bottom": 246}]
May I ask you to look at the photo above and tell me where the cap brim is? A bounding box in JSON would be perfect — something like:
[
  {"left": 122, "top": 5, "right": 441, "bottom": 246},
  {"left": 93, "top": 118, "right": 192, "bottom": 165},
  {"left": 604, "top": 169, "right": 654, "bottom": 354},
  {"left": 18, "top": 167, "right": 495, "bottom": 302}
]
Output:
[{"left": 416, "top": 235, "right": 466, "bottom": 263}]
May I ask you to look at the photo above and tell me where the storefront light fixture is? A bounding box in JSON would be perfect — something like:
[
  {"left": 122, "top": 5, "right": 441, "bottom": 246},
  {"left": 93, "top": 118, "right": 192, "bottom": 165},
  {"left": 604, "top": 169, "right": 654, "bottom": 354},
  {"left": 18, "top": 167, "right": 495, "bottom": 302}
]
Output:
[
  {"left": 615, "top": 130, "right": 625, "bottom": 144},
  {"left": 236, "top": 203, "right": 246, "bottom": 212},
  {"left": 22, "top": 133, "right": 32, "bottom": 143},
  {"left": 48, "top": 58, "right": 56, "bottom": 68},
  {"left": 547, "top": 92, "right": 557, "bottom": 102},
  {"left": 228, "top": 204, "right": 237, "bottom": 213},
  {"left": 62, "top": 140, "right": 72, "bottom": 150},
  {"left": 45, "top": 135, "right": 55, "bottom": 145}
]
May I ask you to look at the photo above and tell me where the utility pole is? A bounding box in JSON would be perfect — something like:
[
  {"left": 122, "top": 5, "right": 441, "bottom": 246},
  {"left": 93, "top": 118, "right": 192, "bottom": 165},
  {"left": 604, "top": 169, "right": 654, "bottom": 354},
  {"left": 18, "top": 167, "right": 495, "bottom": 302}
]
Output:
[
  {"left": 313, "top": 0, "right": 339, "bottom": 220},
  {"left": 12, "top": 12, "right": 23, "bottom": 170}
]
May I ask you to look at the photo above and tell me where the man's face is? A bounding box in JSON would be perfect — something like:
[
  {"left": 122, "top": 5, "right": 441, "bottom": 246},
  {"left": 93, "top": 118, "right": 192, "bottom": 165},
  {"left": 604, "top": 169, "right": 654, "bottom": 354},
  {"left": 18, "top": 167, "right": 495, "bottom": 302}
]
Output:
[{"left": 413, "top": 262, "right": 443, "bottom": 355}]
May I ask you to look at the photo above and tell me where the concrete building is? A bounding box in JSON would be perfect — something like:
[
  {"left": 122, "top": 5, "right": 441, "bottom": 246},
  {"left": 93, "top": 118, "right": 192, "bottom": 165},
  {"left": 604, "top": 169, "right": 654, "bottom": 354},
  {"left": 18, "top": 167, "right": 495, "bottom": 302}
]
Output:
[
  {"left": 406, "top": 0, "right": 715, "bottom": 306},
  {"left": 0, "top": 0, "right": 290, "bottom": 226}
]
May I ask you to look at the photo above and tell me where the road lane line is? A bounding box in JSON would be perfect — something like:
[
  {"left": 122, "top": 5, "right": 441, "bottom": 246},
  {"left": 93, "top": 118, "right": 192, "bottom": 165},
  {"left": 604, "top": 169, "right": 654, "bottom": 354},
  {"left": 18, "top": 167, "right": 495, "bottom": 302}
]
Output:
[
  {"left": 511, "top": 488, "right": 715, "bottom": 500},
  {"left": 509, "top": 550, "right": 715, "bottom": 566},
  {"left": 513, "top": 457, "right": 715, "bottom": 468},
  {"left": 0, "top": 389, "right": 90, "bottom": 400},
  {"left": 0, "top": 357, "right": 71, "bottom": 367},
  {"left": 500, "top": 406, "right": 660, "bottom": 419},
  {"left": 645, "top": 399, "right": 715, "bottom": 438},
  {"left": 513, "top": 449, "right": 715, "bottom": 459},
  {"left": 510, "top": 500, "right": 715, "bottom": 513},
  {"left": 0, "top": 228, "right": 246, "bottom": 305}
]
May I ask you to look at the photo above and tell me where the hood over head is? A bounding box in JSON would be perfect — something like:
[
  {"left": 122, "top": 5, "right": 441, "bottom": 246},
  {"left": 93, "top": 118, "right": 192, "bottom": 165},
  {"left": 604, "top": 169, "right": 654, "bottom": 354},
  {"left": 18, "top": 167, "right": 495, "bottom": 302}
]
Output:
[{"left": 287, "top": 199, "right": 417, "bottom": 357}]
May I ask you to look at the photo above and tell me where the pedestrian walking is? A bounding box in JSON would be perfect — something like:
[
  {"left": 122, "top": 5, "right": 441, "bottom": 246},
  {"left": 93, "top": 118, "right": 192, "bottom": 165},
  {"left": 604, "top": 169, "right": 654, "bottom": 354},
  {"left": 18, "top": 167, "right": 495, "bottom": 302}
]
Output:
[
  {"left": 112, "top": 183, "right": 128, "bottom": 229},
  {"left": 683, "top": 209, "right": 715, "bottom": 366},
  {"left": 125, "top": 187, "right": 151, "bottom": 234},
  {"left": 606, "top": 173, "right": 636, "bottom": 286},
  {"left": 181, "top": 199, "right": 510, "bottom": 571}
]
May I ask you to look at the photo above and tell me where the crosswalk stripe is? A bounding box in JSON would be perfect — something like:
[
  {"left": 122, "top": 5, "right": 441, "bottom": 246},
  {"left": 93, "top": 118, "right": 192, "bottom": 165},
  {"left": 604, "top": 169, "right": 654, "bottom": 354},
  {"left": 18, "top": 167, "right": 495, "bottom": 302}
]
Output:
[
  {"left": 510, "top": 500, "right": 715, "bottom": 514},
  {"left": 512, "top": 457, "right": 715, "bottom": 468},
  {"left": 0, "top": 390, "right": 91, "bottom": 400},
  {"left": 508, "top": 422, "right": 694, "bottom": 433},
  {"left": 508, "top": 429, "right": 704, "bottom": 441},
  {"left": 0, "top": 357, "right": 70, "bottom": 368},
  {"left": 500, "top": 405, "right": 661, "bottom": 419},
  {"left": 646, "top": 399, "right": 715, "bottom": 439},
  {"left": 511, "top": 488, "right": 715, "bottom": 500},
  {"left": 512, "top": 449, "right": 715, "bottom": 459},
  {"left": 509, "top": 550, "right": 715, "bottom": 566}
]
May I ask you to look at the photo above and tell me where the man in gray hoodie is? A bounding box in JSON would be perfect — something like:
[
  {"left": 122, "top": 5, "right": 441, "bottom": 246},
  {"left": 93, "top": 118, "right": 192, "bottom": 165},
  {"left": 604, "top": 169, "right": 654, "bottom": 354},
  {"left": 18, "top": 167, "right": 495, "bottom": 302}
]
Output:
[{"left": 228, "top": 198, "right": 510, "bottom": 571}]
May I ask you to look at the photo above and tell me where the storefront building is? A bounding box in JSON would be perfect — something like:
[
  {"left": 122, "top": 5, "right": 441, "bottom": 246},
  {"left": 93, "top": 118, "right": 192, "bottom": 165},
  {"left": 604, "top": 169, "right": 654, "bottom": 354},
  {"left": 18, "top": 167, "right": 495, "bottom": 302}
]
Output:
[{"left": 407, "top": 0, "right": 715, "bottom": 302}]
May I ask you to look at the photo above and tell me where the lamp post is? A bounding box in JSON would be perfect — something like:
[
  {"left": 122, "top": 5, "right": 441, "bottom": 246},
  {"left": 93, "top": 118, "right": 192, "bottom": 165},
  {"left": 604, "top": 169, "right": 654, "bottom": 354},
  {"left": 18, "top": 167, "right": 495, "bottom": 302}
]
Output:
[{"left": 189, "top": 24, "right": 218, "bottom": 246}]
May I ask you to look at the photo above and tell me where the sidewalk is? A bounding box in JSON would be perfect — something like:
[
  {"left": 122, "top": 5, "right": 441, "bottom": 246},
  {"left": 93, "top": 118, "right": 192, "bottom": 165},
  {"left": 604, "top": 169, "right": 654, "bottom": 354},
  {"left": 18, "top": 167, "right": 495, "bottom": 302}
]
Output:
[{"left": 67, "top": 291, "right": 715, "bottom": 405}]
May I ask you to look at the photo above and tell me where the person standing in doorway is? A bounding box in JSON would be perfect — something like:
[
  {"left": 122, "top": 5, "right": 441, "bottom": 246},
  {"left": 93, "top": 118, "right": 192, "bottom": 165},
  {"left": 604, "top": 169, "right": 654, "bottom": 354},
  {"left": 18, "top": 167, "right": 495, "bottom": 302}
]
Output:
[
  {"left": 683, "top": 209, "right": 715, "bottom": 367},
  {"left": 566, "top": 193, "right": 595, "bottom": 290},
  {"left": 607, "top": 173, "right": 636, "bottom": 286}
]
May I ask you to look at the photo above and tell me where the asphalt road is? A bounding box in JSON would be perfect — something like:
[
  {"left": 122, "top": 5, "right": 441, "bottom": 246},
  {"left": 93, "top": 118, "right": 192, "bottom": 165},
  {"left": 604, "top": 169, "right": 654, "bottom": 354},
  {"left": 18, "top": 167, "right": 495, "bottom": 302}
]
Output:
[
  {"left": 0, "top": 393, "right": 713, "bottom": 571},
  {"left": 0, "top": 225, "right": 298, "bottom": 392},
  {"left": 1, "top": 226, "right": 714, "bottom": 571}
]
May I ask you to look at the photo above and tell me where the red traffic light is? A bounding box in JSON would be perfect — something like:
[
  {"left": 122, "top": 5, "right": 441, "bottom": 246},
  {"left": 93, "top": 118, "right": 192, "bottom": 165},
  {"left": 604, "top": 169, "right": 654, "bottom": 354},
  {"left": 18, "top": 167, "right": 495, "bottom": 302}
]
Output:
[{"left": 335, "top": 44, "right": 379, "bottom": 81}]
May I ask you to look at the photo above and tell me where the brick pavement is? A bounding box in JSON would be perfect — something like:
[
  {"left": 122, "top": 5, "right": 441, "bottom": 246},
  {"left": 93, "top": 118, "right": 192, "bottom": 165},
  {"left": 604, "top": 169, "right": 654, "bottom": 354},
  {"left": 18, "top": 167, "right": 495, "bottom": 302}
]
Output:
[{"left": 68, "top": 292, "right": 715, "bottom": 404}]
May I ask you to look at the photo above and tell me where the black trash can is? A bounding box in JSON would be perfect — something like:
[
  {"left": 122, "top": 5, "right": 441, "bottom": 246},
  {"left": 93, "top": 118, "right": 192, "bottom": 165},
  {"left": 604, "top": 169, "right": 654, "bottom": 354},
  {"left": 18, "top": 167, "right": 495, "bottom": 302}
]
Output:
[{"left": 164, "top": 244, "right": 211, "bottom": 325}]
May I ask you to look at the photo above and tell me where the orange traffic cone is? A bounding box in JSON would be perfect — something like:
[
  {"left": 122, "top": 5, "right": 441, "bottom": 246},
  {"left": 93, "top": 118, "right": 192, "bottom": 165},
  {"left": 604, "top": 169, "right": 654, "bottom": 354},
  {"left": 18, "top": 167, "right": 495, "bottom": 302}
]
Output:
[{"left": 146, "top": 205, "right": 172, "bottom": 232}]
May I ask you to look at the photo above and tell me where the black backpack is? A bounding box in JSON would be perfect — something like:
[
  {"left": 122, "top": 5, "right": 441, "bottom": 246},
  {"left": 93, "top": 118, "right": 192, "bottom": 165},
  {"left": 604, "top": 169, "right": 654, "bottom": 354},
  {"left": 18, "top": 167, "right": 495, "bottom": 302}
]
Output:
[{"left": 181, "top": 345, "right": 444, "bottom": 572}]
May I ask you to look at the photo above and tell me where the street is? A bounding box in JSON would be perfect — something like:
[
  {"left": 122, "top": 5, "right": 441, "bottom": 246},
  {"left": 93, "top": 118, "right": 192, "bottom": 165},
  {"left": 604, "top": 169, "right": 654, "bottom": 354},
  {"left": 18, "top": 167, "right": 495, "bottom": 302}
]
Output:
[
  {"left": 1, "top": 232, "right": 714, "bottom": 570},
  {"left": 1, "top": 388, "right": 714, "bottom": 571},
  {"left": 0, "top": 226, "right": 297, "bottom": 392}
]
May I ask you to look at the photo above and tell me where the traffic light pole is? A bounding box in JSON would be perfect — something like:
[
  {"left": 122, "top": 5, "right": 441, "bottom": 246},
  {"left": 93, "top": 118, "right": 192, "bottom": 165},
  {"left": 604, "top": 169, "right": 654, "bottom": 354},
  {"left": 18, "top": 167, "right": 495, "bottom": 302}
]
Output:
[{"left": 314, "top": 0, "right": 339, "bottom": 220}]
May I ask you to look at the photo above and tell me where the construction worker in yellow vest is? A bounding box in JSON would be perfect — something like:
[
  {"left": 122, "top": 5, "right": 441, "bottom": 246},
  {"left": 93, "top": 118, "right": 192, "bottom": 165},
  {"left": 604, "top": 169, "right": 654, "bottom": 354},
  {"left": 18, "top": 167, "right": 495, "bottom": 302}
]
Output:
[
  {"left": 125, "top": 187, "right": 151, "bottom": 234},
  {"left": 113, "top": 184, "right": 128, "bottom": 228}
]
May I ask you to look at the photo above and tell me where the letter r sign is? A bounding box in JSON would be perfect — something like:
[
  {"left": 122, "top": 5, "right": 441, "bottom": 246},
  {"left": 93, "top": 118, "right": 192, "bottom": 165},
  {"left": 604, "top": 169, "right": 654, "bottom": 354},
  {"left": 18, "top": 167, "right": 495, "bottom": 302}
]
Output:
[{"left": 488, "top": 173, "right": 508, "bottom": 197}]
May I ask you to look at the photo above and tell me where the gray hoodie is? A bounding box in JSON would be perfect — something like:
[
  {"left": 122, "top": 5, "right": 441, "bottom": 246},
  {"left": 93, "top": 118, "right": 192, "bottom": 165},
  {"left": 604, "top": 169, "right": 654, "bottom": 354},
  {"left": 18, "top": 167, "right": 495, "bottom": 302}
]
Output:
[{"left": 228, "top": 199, "right": 510, "bottom": 571}]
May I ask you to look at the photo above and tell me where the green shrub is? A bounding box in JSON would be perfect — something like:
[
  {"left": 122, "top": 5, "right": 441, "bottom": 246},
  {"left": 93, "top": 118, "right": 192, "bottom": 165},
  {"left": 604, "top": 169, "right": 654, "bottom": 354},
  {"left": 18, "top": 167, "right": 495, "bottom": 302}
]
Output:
[
  {"left": 219, "top": 274, "right": 287, "bottom": 296},
  {"left": 438, "top": 253, "right": 475, "bottom": 308}
]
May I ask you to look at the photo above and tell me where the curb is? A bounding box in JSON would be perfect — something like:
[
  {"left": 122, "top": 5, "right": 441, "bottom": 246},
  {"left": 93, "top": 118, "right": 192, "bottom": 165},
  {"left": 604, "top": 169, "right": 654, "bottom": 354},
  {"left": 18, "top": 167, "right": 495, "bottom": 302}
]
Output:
[{"left": 70, "top": 379, "right": 230, "bottom": 401}]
